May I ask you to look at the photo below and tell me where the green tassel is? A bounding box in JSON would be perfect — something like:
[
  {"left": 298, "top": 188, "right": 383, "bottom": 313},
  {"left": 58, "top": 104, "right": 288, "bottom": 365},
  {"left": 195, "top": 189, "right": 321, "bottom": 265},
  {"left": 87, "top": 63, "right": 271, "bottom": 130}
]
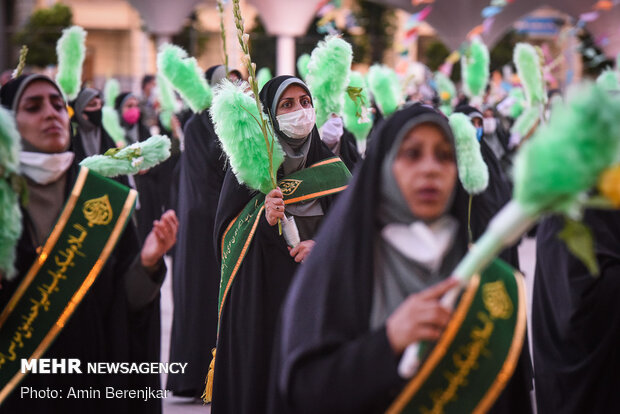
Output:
[
  {"left": 210, "top": 80, "right": 284, "bottom": 194},
  {"left": 80, "top": 135, "right": 171, "bottom": 177},
  {"left": 257, "top": 67, "right": 272, "bottom": 91},
  {"left": 342, "top": 71, "right": 372, "bottom": 143},
  {"left": 461, "top": 38, "right": 489, "bottom": 99},
  {"left": 513, "top": 83, "right": 620, "bottom": 214},
  {"left": 158, "top": 44, "right": 212, "bottom": 113},
  {"left": 297, "top": 54, "right": 311, "bottom": 81},
  {"left": 513, "top": 43, "right": 546, "bottom": 105},
  {"left": 55, "top": 26, "right": 87, "bottom": 101},
  {"left": 508, "top": 87, "right": 525, "bottom": 119},
  {"left": 367, "top": 64, "right": 401, "bottom": 117},
  {"left": 449, "top": 113, "right": 489, "bottom": 195},
  {"left": 0, "top": 107, "right": 22, "bottom": 280},
  {"left": 306, "top": 36, "right": 353, "bottom": 128}
]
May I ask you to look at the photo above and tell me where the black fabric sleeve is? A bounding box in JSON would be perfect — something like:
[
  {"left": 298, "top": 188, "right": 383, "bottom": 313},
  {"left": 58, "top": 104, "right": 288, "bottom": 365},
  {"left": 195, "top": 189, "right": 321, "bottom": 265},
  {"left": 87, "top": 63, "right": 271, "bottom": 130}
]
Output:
[
  {"left": 124, "top": 255, "right": 166, "bottom": 311},
  {"left": 284, "top": 327, "right": 404, "bottom": 414}
]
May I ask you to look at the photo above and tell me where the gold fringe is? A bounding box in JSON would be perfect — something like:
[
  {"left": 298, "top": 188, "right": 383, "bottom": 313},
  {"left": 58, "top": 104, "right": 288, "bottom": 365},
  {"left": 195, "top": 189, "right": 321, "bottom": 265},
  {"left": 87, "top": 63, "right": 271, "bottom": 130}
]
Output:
[{"left": 202, "top": 348, "right": 216, "bottom": 403}]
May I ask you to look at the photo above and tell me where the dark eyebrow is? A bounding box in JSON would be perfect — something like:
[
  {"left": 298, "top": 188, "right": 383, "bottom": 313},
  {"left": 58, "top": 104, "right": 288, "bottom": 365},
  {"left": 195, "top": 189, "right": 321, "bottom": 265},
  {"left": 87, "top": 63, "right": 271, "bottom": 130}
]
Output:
[
  {"left": 278, "top": 94, "right": 310, "bottom": 104},
  {"left": 22, "top": 93, "right": 64, "bottom": 103}
]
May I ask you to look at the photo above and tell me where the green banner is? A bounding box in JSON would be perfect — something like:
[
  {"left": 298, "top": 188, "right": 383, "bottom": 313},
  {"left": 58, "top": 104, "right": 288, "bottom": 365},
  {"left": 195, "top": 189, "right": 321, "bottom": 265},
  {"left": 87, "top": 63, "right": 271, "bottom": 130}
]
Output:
[
  {"left": 218, "top": 157, "right": 351, "bottom": 320},
  {"left": 388, "top": 259, "right": 526, "bottom": 414},
  {"left": 0, "top": 167, "right": 137, "bottom": 404}
]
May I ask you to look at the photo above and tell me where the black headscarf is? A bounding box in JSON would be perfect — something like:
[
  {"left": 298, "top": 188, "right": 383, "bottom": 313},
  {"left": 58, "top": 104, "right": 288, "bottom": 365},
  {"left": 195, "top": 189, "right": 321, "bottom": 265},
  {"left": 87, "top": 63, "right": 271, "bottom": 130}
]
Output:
[{"left": 0, "top": 74, "right": 64, "bottom": 111}]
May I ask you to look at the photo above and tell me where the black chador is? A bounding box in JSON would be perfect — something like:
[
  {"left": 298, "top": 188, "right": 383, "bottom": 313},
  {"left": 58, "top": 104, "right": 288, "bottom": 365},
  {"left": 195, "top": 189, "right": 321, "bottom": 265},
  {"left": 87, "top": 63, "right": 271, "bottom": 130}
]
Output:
[
  {"left": 532, "top": 210, "right": 620, "bottom": 414},
  {"left": 210, "top": 76, "right": 348, "bottom": 413},
  {"left": 166, "top": 110, "right": 227, "bottom": 397}
]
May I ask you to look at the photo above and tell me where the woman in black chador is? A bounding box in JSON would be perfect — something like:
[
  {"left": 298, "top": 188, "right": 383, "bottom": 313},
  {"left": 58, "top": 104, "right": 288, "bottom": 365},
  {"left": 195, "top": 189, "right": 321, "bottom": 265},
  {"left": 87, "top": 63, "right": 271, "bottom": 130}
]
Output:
[
  {"left": 0, "top": 74, "right": 177, "bottom": 414},
  {"left": 210, "top": 75, "right": 350, "bottom": 413},
  {"left": 532, "top": 209, "right": 620, "bottom": 413},
  {"left": 268, "top": 103, "right": 532, "bottom": 414}
]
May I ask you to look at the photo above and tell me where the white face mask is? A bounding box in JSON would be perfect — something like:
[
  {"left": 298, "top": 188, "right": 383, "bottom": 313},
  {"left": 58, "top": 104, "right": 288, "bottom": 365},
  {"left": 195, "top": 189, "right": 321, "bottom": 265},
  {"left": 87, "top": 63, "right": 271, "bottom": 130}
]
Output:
[
  {"left": 483, "top": 117, "right": 497, "bottom": 135},
  {"left": 276, "top": 108, "right": 316, "bottom": 139},
  {"left": 20, "top": 151, "right": 74, "bottom": 185}
]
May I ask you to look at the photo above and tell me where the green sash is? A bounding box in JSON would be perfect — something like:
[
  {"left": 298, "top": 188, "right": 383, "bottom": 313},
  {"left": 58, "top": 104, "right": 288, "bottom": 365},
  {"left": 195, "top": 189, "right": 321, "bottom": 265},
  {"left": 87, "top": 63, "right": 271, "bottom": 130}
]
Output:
[
  {"left": 218, "top": 157, "right": 351, "bottom": 321},
  {"left": 388, "top": 259, "right": 526, "bottom": 414},
  {"left": 0, "top": 167, "right": 137, "bottom": 404}
]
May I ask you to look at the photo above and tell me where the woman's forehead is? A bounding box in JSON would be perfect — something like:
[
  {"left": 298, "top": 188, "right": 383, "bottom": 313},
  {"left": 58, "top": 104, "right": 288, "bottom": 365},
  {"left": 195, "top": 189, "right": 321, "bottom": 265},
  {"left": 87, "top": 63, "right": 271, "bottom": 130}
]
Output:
[
  {"left": 20, "top": 80, "right": 63, "bottom": 100},
  {"left": 279, "top": 84, "right": 309, "bottom": 100}
]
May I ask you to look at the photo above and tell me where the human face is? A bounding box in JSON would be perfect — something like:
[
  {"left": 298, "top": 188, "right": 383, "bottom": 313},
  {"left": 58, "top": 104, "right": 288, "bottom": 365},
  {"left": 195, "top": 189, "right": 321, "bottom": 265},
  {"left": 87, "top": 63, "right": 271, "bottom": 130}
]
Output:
[
  {"left": 276, "top": 85, "right": 312, "bottom": 116},
  {"left": 392, "top": 123, "right": 457, "bottom": 222},
  {"left": 121, "top": 96, "right": 140, "bottom": 112},
  {"left": 82, "top": 96, "right": 102, "bottom": 120},
  {"left": 16, "top": 80, "right": 70, "bottom": 153}
]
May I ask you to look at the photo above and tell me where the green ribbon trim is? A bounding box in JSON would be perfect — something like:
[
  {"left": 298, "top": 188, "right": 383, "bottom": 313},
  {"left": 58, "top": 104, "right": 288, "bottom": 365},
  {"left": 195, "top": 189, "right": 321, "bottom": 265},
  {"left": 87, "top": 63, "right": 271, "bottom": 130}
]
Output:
[
  {"left": 218, "top": 157, "right": 351, "bottom": 323},
  {"left": 0, "top": 167, "right": 137, "bottom": 405},
  {"left": 388, "top": 259, "right": 527, "bottom": 414}
]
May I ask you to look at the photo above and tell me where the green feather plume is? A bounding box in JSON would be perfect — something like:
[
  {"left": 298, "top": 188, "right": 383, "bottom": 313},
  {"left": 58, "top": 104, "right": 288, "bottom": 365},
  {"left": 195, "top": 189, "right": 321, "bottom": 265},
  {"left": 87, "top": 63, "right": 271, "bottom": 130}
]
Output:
[
  {"left": 297, "top": 54, "right": 311, "bottom": 81},
  {"left": 306, "top": 36, "right": 353, "bottom": 128},
  {"left": 461, "top": 38, "right": 489, "bottom": 99},
  {"left": 343, "top": 71, "right": 372, "bottom": 142},
  {"left": 435, "top": 71, "right": 456, "bottom": 115},
  {"left": 157, "top": 74, "right": 176, "bottom": 131},
  {"left": 510, "top": 105, "right": 541, "bottom": 143},
  {"left": 55, "top": 26, "right": 87, "bottom": 101},
  {"left": 102, "top": 107, "right": 126, "bottom": 146},
  {"left": 257, "top": 67, "right": 272, "bottom": 91},
  {"left": 367, "top": 64, "right": 401, "bottom": 117},
  {"left": 210, "top": 80, "right": 284, "bottom": 194},
  {"left": 103, "top": 78, "right": 120, "bottom": 108},
  {"left": 0, "top": 107, "right": 22, "bottom": 280},
  {"left": 508, "top": 88, "right": 525, "bottom": 118},
  {"left": 513, "top": 83, "right": 620, "bottom": 214},
  {"left": 158, "top": 44, "right": 212, "bottom": 113},
  {"left": 449, "top": 113, "right": 489, "bottom": 194},
  {"left": 513, "top": 43, "right": 546, "bottom": 105},
  {"left": 80, "top": 135, "right": 171, "bottom": 177},
  {"left": 596, "top": 69, "right": 619, "bottom": 92}
]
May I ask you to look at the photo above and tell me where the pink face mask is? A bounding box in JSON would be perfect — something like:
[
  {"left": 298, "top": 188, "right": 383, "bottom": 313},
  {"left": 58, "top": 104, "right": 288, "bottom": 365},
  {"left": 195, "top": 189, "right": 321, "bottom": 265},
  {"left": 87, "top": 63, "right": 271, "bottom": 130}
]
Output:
[{"left": 122, "top": 107, "right": 140, "bottom": 125}]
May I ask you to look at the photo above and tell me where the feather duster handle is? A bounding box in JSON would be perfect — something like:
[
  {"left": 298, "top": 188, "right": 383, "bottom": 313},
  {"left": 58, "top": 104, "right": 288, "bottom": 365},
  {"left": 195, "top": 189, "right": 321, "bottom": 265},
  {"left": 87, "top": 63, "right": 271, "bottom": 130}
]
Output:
[
  {"left": 461, "top": 38, "right": 489, "bottom": 101},
  {"left": 513, "top": 43, "right": 546, "bottom": 106},
  {"left": 158, "top": 44, "right": 212, "bottom": 113},
  {"left": 367, "top": 64, "right": 402, "bottom": 117},
  {"left": 343, "top": 71, "right": 373, "bottom": 146},
  {"left": 55, "top": 26, "right": 87, "bottom": 101},
  {"left": 80, "top": 135, "right": 171, "bottom": 177},
  {"left": 306, "top": 35, "right": 353, "bottom": 129},
  {"left": 210, "top": 80, "right": 284, "bottom": 194},
  {"left": 297, "top": 54, "right": 311, "bottom": 81},
  {"left": 399, "top": 82, "right": 620, "bottom": 378},
  {"left": 0, "top": 108, "right": 23, "bottom": 280}
]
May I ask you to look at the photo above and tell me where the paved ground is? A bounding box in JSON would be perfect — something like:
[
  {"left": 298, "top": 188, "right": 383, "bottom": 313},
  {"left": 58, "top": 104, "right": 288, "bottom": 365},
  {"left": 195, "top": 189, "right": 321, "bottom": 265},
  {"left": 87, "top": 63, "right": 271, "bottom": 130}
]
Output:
[{"left": 159, "top": 238, "right": 538, "bottom": 413}]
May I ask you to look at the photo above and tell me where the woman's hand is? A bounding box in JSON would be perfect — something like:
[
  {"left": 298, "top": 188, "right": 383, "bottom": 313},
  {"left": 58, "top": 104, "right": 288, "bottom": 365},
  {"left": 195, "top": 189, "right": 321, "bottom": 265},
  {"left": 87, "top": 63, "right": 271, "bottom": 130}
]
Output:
[
  {"left": 140, "top": 210, "right": 179, "bottom": 269},
  {"left": 386, "top": 277, "right": 459, "bottom": 355},
  {"left": 288, "top": 240, "right": 315, "bottom": 263},
  {"left": 265, "top": 187, "right": 285, "bottom": 226}
]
